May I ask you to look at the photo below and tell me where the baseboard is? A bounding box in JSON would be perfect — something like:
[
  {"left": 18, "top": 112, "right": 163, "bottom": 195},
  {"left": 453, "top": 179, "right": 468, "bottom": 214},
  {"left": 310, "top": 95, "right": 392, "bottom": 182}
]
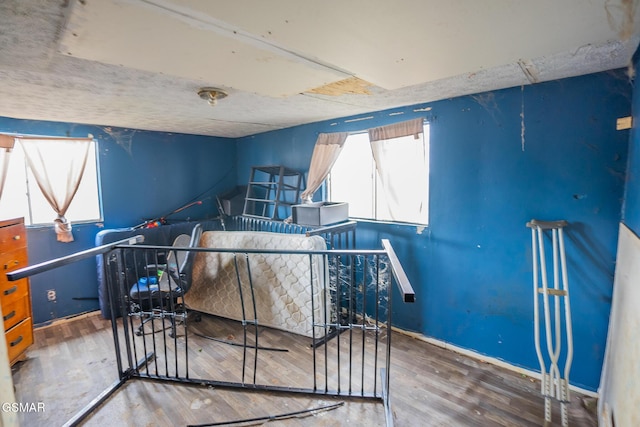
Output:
[
  {"left": 33, "top": 310, "right": 102, "bottom": 330},
  {"left": 391, "top": 326, "right": 599, "bottom": 399}
]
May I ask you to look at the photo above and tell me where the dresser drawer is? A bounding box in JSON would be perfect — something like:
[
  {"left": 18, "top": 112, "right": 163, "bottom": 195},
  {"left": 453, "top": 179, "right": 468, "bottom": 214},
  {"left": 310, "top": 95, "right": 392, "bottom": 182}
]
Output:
[
  {"left": 0, "top": 246, "right": 30, "bottom": 317},
  {"left": 1, "top": 277, "right": 29, "bottom": 307},
  {"left": 6, "top": 317, "right": 33, "bottom": 364},
  {"left": 2, "top": 295, "right": 29, "bottom": 331},
  {"left": 0, "top": 222, "right": 26, "bottom": 250},
  {"left": 0, "top": 248, "right": 29, "bottom": 280}
]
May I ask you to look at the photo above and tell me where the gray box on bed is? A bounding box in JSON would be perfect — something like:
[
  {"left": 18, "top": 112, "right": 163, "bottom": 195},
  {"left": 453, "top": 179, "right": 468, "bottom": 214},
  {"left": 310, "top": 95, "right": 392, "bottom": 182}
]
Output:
[{"left": 292, "top": 202, "right": 348, "bottom": 226}]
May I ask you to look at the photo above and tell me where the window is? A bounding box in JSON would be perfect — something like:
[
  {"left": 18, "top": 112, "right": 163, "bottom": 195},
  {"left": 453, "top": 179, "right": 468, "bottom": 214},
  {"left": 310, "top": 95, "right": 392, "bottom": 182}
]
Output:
[
  {"left": 329, "top": 123, "right": 429, "bottom": 225},
  {"left": 0, "top": 138, "right": 101, "bottom": 225}
]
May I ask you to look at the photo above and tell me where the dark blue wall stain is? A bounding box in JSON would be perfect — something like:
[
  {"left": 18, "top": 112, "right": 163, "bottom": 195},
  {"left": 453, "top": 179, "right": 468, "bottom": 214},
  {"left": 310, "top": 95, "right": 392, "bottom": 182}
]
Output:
[{"left": 0, "top": 67, "right": 632, "bottom": 392}]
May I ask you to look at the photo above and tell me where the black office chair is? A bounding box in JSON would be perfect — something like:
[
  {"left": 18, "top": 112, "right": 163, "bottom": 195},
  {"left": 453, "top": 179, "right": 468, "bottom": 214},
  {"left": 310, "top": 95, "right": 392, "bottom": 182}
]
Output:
[{"left": 129, "top": 223, "right": 203, "bottom": 338}]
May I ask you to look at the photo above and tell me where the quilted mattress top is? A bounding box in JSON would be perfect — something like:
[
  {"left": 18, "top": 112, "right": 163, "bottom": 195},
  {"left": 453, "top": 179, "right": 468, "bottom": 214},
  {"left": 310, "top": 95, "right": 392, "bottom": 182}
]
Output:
[{"left": 185, "top": 231, "right": 331, "bottom": 337}]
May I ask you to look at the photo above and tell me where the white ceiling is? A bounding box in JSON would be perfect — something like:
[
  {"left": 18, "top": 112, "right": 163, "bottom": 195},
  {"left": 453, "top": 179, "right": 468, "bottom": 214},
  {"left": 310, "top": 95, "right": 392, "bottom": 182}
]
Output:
[{"left": 0, "top": 0, "right": 639, "bottom": 138}]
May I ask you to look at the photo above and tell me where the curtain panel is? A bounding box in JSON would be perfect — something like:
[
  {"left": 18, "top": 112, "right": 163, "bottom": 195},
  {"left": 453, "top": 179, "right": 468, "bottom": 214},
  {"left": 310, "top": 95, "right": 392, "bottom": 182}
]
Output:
[
  {"left": 368, "top": 118, "right": 423, "bottom": 142},
  {"left": 19, "top": 138, "right": 91, "bottom": 242},
  {"left": 300, "top": 132, "right": 348, "bottom": 203},
  {"left": 368, "top": 118, "right": 427, "bottom": 223}
]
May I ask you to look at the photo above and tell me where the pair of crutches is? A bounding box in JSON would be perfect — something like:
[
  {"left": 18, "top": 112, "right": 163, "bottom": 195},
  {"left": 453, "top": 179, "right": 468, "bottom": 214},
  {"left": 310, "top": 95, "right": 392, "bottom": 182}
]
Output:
[{"left": 527, "top": 220, "right": 574, "bottom": 427}]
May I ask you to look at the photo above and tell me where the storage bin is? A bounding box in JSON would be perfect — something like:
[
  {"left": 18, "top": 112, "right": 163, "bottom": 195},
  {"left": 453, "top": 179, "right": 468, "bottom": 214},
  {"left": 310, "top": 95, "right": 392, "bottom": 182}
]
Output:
[{"left": 292, "top": 202, "right": 348, "bottom": 226}]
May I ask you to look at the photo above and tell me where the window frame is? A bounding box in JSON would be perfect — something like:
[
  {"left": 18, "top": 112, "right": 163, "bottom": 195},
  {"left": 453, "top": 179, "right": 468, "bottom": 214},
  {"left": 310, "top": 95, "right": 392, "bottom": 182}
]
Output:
[
  {"left": 327, "top": 122, "right": 429, "bottom": 226},
  {"left": 0, "top": 136, "right": 103, "bottom": 227}
]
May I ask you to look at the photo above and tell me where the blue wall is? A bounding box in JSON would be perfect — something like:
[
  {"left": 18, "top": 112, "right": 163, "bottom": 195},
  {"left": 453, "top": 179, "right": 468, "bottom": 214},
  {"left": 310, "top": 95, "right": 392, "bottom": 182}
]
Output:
[
  {"left": 622, "top": 50, "right": 640, "bottom": 235},
  {"left": 237, "top": 70, "right": 632, "bottom": 391},
  {"left": 0, "top": 117, "right": 236, "bottom": 324},
  {"left": 1, "top": 67, "right": 631, "bottom": 392}
]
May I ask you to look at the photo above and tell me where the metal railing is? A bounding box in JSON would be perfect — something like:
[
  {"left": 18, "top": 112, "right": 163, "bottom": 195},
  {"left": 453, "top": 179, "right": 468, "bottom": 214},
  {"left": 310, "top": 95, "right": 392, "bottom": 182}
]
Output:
[
  {"left": 8, "top": 233, "right": 413, "bottom": 427},
  {"left": 227, "top": 216, "right": 357, "bottom": 249}
]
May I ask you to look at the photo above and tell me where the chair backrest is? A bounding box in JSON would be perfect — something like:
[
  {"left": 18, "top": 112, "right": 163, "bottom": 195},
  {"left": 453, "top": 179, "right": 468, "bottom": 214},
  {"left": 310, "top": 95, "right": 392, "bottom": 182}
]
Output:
[
  {"left": 177, "top": 223, "right": 203, "bottom": 293},
  {"left": 170, "top": 234, "right": 191, "bottom": 272}
]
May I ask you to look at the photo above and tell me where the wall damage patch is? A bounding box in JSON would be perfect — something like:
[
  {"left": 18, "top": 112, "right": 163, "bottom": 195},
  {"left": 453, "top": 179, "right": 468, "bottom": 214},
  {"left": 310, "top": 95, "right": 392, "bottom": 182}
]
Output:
[{"left": 605, "top": 0, "right": 638, "bottom": 40}]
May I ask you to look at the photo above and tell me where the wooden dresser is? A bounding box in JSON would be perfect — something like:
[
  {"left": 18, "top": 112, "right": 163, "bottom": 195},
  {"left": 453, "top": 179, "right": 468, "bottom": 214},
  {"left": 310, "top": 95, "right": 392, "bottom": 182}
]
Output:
[{"left": 0, "top": 217, "right": 33, "bottom": 365}]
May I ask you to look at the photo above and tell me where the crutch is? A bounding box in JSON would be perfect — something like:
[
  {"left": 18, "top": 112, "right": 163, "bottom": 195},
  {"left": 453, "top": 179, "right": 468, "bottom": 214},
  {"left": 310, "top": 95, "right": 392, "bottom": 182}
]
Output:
[{"left": 526, "top": 219, "right": 574, "bottom": 427}]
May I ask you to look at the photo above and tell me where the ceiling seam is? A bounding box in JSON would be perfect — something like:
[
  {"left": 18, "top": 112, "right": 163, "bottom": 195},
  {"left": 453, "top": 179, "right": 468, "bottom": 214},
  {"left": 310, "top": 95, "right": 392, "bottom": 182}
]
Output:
[{"left": 136, "top": 0, "right": 353, "bottom": 78}]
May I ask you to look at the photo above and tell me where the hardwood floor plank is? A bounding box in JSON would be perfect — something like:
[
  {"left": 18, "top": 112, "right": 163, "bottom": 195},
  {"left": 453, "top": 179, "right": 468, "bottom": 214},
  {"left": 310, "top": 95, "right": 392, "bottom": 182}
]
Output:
[{"left": 11, "top": 311, "right": 597, "bottom": 426}]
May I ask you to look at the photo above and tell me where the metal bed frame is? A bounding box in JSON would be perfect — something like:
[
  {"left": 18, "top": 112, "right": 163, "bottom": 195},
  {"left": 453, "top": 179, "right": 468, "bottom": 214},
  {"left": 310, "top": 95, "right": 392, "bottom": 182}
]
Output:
[
  {"left": 8, "top": 224, "right": 414, "bottom": 427},
  {"left": 228, "top": 215, "right": 357, "bottom": 249}
]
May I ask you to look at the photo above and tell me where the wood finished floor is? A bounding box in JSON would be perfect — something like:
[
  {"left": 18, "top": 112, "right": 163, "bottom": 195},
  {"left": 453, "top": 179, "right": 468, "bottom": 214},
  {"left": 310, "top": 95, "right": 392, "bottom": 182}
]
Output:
[{"left": 11, "top": 312, "right": 597, "bottom": 426}]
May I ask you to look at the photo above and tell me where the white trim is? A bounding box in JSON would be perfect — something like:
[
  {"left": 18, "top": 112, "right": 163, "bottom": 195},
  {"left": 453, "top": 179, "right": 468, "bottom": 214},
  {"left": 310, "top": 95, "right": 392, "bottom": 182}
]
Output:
[{"left": 391, "top": 326, "right": 599, "bottom": 398}]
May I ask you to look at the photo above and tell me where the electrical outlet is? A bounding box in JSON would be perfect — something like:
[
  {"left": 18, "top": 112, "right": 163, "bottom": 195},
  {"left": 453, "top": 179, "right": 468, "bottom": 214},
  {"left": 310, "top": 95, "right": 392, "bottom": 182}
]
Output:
[{"left": 47, "top": 289, "right": 56, "bottom": 302}]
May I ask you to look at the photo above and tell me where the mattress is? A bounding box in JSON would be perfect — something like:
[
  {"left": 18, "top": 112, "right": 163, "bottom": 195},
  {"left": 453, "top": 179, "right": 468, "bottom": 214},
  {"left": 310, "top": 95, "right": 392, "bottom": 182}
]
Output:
[{"left": 185, "top": 231, "right": 331, "bottom": 338}]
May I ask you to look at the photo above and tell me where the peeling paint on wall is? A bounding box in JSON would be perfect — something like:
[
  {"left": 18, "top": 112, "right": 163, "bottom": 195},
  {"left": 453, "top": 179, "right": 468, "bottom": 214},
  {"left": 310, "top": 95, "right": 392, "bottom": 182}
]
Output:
[
  {"left": 520, "top": 86, "right": 526, "bottom": 152},
  {"left": 517, "top": 59, "right": 540, "bottom": 84},
  {"left": 628, "top": 62, "right": 636, "bottom": 82},
  {"left": 307, "top": 77, "right": 373, "bottom": 96}
]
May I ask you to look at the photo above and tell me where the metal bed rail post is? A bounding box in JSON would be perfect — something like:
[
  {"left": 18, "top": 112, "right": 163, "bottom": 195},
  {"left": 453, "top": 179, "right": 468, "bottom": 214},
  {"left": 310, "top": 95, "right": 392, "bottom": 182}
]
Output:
[
  {"left": 226, "top": 215, "right": 357, "bottom": 249},
  {"left": 306, "top": 220, "right": 357, "bottom": 249},
  {"left": 381, "top": 239, "right": 416, "bottom": 427}
]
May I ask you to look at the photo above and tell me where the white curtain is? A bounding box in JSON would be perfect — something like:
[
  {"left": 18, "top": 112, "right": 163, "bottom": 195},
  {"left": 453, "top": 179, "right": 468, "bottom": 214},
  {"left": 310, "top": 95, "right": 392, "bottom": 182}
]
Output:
[
  {"left": 300, "top": 132, "right": 348, "bottom": 203},
  {"left": 0, "top": 135, "right": 15, "bottom": 202},
  {"left": 368, "top": 118, "right": 427, "bottom": 223},
  {"left": 19, "top": 138, "right": 91, "bottom": 242}
]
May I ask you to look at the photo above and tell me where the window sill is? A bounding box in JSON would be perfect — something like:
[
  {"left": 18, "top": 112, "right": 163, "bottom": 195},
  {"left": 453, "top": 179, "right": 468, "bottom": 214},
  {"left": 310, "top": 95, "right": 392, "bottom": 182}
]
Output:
[
  {"left": 26, "top": 219, "right": 104, "bottom": 229},
  {"left": 350, "top": 217, "right": 429, "bottom": 228}
]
